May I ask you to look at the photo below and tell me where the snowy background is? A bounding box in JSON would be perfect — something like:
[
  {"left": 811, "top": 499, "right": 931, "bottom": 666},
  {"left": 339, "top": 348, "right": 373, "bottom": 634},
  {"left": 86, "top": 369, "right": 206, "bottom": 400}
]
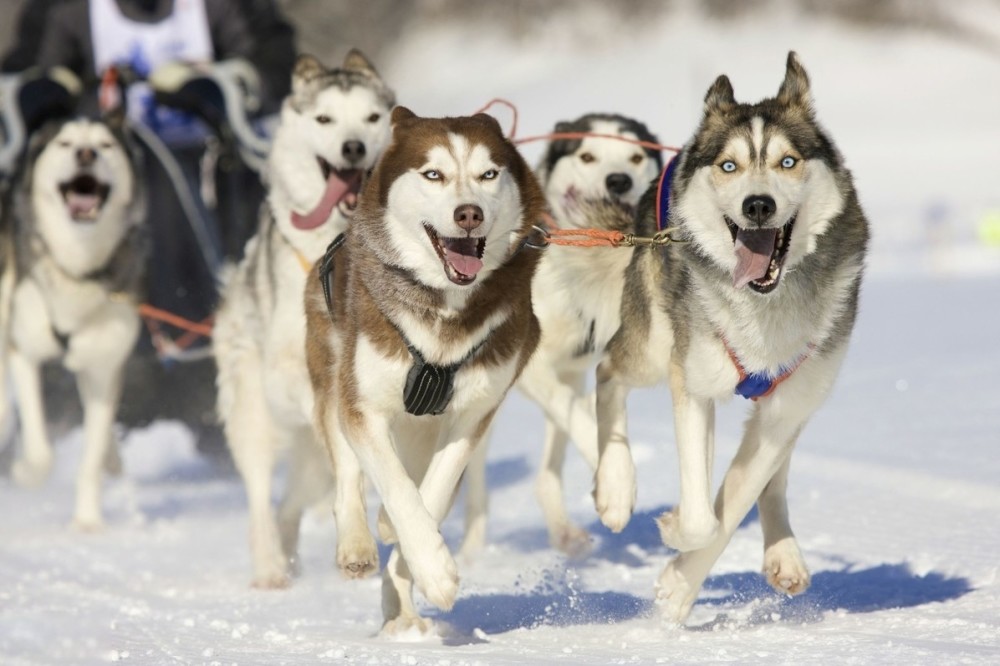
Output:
[{"left": 2, "top": 1, "right": 1000, "bottom": 664}]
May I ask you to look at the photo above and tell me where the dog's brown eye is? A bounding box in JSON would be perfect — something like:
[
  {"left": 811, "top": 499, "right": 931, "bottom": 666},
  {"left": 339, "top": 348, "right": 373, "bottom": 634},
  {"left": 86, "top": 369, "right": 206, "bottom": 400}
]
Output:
[
  {"left": 99, "top": 142, "right": 114, "bottom": 150},
  {"left": 580, "top": 152, "right": 595, "bottom": 164},
  {"left": 367, "top": 113, "right": 381, "bottom": 123},
  {"left": 630, "top": 153, "right": 644, "bottom": 164},
  {"left": 58, "top": 140, "right": 72, "bottom": 148},
  {"left": 315, "top": 115, "right": 332, "bottom": 124}
]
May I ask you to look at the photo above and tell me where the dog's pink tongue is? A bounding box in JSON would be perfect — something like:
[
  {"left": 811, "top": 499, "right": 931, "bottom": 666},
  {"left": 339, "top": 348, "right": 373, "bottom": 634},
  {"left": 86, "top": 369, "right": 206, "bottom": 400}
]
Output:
[
  {"left": 291, "top": 172, "right": 355, "bottom": 230},
  {"left": 733, "top": 228, "right": 777, "bottom": 289},
  {"left": 67, "top": 192, "right": 100, "bottom": 219},
  {"left": 445, "top": 248, "right": 483, "bottom": 277}
]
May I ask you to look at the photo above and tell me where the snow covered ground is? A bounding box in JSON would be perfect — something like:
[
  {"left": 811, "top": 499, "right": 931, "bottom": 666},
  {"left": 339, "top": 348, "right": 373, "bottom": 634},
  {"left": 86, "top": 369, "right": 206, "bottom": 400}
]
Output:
[{"left": 2, "top": 5, "right": 1000, "bottom": 665}]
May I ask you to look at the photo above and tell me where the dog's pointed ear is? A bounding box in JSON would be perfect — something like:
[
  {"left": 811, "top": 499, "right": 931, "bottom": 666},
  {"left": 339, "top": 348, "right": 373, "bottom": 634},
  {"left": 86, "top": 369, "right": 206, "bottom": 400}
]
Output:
[
  {"left": 391, "top": 105, "right": 416, "bottom": 128},
  {"left": 554, "top": 120, "right": 573, "bottom": 134},
  {"left": 777, "top": 51, "right": 812, "bottom": 109},
  {"left": 102, "top": 103, "right": 127, "bottom": 132},
  {"left": 291, "top": 54, "right": 324, "bottom": 98},
  {"left": 704, "top": 75, "right": 736, "bottom": 114},
  {"left": 343, "top": 48, "right": 380, "bottom": 77},
  {"left": 472, "top": 112, "right": 504, "bottom": 136}
]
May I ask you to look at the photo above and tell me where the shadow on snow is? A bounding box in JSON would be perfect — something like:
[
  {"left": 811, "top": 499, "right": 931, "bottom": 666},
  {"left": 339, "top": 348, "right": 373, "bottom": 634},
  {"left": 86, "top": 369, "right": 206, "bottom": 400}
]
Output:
[{"left": 694, "top": 561, "right": 974, "bottom": 629}]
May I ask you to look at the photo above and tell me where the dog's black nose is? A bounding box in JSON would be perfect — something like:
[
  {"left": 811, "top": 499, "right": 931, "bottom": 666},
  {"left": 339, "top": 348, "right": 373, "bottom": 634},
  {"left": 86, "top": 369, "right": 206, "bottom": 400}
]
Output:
[
  {"left": 76, "top": 147, "right": 97, "bottom": 167},
  {"left": 342, "top": 141, "right": 366, "bottom": 165},
  {"left": 742, "top": 195, "right": 776, "bottom": 225},
  {"left": 454, "top": 203, "right": 484, "bottom": 232},
  {"left": 605, "top": 173, "right": 633, "bottom": 196}
]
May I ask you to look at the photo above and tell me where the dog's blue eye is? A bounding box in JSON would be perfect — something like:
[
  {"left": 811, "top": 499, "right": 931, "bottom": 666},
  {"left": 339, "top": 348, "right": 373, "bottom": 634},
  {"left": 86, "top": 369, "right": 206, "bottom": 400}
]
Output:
[
  {"left": 721, "top": 160, "right": 737, "bottom": 173},
  {"left": 781, "top": 156, "right": 798, "bottom": 169},
  {"left": 422, "top": 170, "right": 442, "bottom": 181},
  {"left": 481, "top": 169, "right": 499, "bottom": 180}
]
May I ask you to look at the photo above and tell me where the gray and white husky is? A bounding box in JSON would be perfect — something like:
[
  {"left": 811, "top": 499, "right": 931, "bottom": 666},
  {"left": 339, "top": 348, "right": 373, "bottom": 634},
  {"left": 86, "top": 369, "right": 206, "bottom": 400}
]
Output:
[
  {"left": 0, "top": 115, "right": 145, "bottom": 528},
  {"left": 592, "top": 52, "right": 869, "bottom": 623},
  {"left": 213, "top": 51, "right": 395, "bottom": 588},
  {"left": 462, "top": 114, "right": 662, "bottom": 558}
]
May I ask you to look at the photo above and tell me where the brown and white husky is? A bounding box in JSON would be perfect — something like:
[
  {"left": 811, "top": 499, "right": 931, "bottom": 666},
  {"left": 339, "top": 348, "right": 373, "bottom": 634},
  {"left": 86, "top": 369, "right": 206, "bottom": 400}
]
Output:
[{"left": 304, "top": 107, "right": 544, "bottom": 634}]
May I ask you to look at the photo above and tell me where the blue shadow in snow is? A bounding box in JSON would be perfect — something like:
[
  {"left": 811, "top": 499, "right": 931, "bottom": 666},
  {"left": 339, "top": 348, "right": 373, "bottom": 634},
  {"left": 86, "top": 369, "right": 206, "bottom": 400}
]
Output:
[
  {"left": 482, "top": 455, "right": 532, "bottom": 491},
  {"left": 696, "top": 561, "right": 974, "bottom": 628},
  {"left": 500, "top": 503, "right": 760, "bottom": 567},
  {"left": 433, "top": 588, "right": 653, "bottom": 643}
]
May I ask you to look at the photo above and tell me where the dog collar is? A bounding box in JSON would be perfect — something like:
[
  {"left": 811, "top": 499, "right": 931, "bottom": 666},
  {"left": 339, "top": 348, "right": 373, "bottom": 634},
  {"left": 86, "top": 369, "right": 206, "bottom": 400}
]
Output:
[
  {"left": 656, "top": 152, "right": 681, "bottom": 231},
  {"left": 723, "top": 337, "right": 814, "bottom": 401},
  {"left": 317, "top": 233, "right": 485, "bottom": 416}
]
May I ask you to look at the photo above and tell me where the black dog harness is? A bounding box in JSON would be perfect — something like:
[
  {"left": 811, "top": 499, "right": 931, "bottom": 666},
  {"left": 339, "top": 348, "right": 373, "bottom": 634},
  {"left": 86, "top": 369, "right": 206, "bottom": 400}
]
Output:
[{"left": 318, "top": 234, "right": 485, "bottom": 417}]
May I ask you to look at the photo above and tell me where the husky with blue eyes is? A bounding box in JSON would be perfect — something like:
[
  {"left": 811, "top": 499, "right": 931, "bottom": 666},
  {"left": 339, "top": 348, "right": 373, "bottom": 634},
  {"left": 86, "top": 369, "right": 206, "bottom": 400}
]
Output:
[
  {"left": 304, "top": 107, "right": 544, "bottom": 635},
  {"left": 592, "top": 52, "right": 869, "bottom": 623}
]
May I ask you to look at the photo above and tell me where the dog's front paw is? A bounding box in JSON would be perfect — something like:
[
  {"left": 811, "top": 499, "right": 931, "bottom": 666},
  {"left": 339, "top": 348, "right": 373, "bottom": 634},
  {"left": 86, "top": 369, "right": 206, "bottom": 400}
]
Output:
[
  {"left": 656, "top": 508, "right": 719, "bottom": 552},
  {"left": 251, "top": 569, "right": 291, "bottom": 590},
  {"left": 655, "top": 557, "right": 698, "bottom": 625},
  {"left": 250, "top": 552, "right": 292, "bottom": 590},
  {"left": 337, "top": 530, "right": 380, "bottom": 579},
  {"left": 406, "top": 534, "right": 459, "bottom": 611},
  {"left": 71, "top": 515, "right": 105, "bottom": 533},
  {"left": 593, "top": 447, "right": 636, "bottom": 532},
  {"left": 12, "top": 453, "right": 54, "bottom": 487},
  {"left": 763, "top": 537, "right": 811, "bottom": 596},
  {"left": 381, "top": 614, "right": 436, "bottom": 638},
  {"left": 550, "top": 523, "right": 593, "bottom": 560}
]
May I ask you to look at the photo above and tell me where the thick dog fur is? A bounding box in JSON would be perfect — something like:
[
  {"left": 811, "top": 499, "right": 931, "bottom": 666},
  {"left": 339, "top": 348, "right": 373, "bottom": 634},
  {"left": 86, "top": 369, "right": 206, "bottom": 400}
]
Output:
[
  {"left": 213, "top": 51, "right": 395, "bottom": 588},
  {"left": 0, "top": 116, "right": 145, "bottom": 528},
  {"left": 304, "top": 107, "right": 544, "bottom": 633},
  {"left": 462, "top": 114, "right": 663, "bottom": 558},
  {"left": 592, "top": 53, "right": 869, "bottom": 622}
]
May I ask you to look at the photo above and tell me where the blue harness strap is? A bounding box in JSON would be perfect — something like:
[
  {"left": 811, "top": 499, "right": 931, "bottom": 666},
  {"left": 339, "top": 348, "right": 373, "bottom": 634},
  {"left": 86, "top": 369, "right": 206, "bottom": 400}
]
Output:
[
  {"left": 656, "top": 153, "right": 681, "bottom": 231},
  {"left": 724, "top": 338, "right": 814, "bottom": 401}
]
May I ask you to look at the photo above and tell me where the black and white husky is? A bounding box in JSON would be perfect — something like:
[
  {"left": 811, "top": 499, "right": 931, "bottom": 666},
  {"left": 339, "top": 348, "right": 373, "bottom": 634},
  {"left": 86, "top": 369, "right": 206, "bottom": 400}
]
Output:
[
  {"left": 213, "top": 51, "right": 395, "bottom": 588},
  {"left": 593, "top": 53, "right": 869, "bottom": 622},
  {"left": 462, "top": 114, "right": 663, "bottom": 558},
  {"left": 0, "top": 115, "right": 145, "bottom": 529}
]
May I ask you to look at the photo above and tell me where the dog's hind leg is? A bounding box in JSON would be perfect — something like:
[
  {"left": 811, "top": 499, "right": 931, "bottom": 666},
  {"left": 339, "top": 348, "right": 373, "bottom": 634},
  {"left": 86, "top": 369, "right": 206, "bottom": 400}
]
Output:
[
  {"left": 223, "top": 355, "right": 288, "bottom": 588},
  {"left": 759, "top": 454, "right": 810, "bottom": 595},
  {"left": 9, "top": 350, "right": 54, "bottom": 488},
  {"left": 275, "top": 432, "right": 333, "bottom": 577},
  {"left": 327, "top": 426, "right": 379, "bottom": 579},
  {"left": 520, "top": 364, "right": 595, "bottom": 556},
  {"left": 593, "top": 360, "right": 637, "bottom": 533},
  {"left": 537, "top": 418, "right": 592, "bottom": 557},
  {"left": 457, "top": 425, "right": 490, "bottom": 560},
  {"left": 656, "top": 357, "right": 719, "bottom": 552}
]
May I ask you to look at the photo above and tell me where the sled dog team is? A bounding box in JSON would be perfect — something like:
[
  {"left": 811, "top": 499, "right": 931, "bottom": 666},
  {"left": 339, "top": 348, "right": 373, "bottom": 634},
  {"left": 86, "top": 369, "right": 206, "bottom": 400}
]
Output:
[{"left": 0, "top": 49, "right": 869, "bottom": 633}]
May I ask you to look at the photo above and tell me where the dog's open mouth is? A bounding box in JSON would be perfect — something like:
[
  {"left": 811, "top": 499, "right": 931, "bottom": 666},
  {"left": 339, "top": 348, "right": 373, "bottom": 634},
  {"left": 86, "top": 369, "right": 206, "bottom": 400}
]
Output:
[
  {"left": 424, "top": 224, "right": 486, "bottom": 286},
  {"left": 290, "top": 159, "right": 363, "bottom": 230},
  {"left": 319, "top": 157, "right": 362, "bottom": 211},
  {"left": 726, "top": 216, "right": 796, "bottom": 294},
  {"left": 59, "top": 174, "right": 110, "bottom": 222}
]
